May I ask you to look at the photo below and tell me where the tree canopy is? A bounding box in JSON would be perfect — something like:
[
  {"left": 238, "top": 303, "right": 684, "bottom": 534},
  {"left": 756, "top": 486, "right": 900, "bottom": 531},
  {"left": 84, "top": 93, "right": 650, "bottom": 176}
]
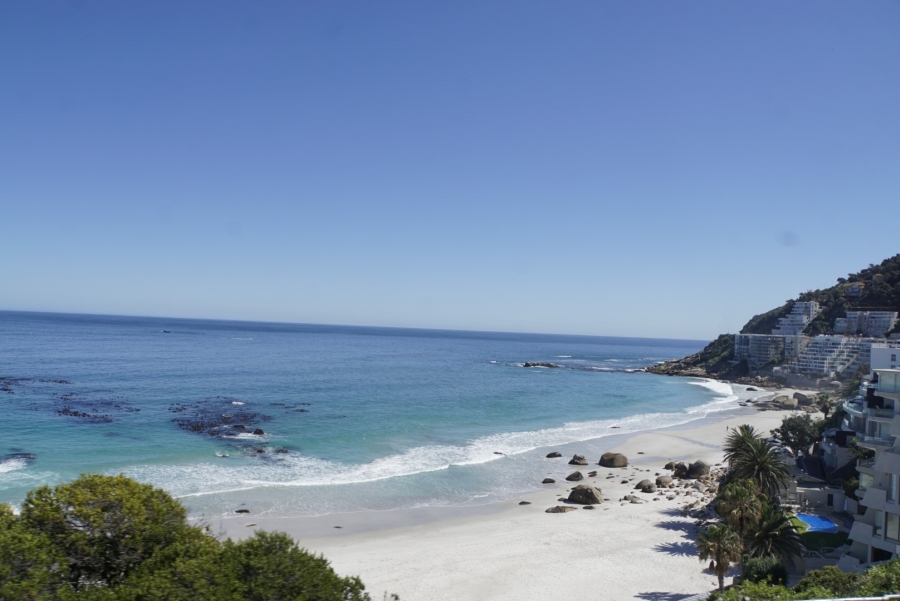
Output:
[{"left": 0, "top": 474, "right": 389, "bottom": 601}]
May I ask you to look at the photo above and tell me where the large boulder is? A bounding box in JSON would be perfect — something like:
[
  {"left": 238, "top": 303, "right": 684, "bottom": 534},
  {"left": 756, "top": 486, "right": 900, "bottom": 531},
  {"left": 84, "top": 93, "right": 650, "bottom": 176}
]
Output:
[
  {"left": 545, "top": 506, "right": 576, "bottom": 513},
  {"left": 663, "top": 461, "right": 677, "bottom": 470},
  {"left": 641, "top": 483, "right": 658, "bottom": 493},
  {"left": 672, "top": 462, "right": 688, "bottom": 478},
  {"left": 794, "top": 392, "right": 814, "bottom": 406},
  {"left": 568, "top": 454, "right": 589, "bottom": 466},
  {"left": 567, "top": 485, "right": 604, "bottom": 505},
  {"left": 773, "top": 395, "right": 790, "bottom": 405},
  {"left": 687, "top": 460, "right": 710, "bottom": 479},
  {"left": 599, "top": 452, "right": 628, "bottom": 468},
  {"left": 656, "top": 475, "right": 673, "bottom": 487},
  {"left": 565, "top": 471, "right": 584, "bottom": 482},
  {"left": 542, "top": 478, "right": 556, "bottom": 484},
  {"left": 781, "top": 398, "right": 799, "bottom": 410},
  {"left": 635, "top": 479, "right": 653, "bottom": 490},
  {"left": 546, "top": 451, "right": 562, "bottom": 458}
]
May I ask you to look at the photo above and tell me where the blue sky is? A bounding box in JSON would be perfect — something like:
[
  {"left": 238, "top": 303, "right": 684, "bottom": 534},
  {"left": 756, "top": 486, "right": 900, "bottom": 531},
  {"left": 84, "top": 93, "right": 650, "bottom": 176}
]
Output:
[{"left": 1, "top": 1, "right": 898, "bottom": 340}]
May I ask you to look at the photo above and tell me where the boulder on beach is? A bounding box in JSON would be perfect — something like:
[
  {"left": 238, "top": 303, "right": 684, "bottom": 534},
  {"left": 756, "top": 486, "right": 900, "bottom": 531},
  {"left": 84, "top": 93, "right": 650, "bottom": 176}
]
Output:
[
  {"left": 565, "top": 471, "right": 584, "bottom": 482},
  {"left": 747, "top": 387, "right": 758, "bottom": 391},
  {"left": 567, "top": 484, "right": 604, "bottom": 505},
  {"left": 687, "top": 460, "right": 710, "bottom": 479},
  {"left": 545, "top": 506, "right": 576, "bottom": 513},
  {"left": 794, "top": 392, "right": 814, "bottom": 406},
  {"left": 641, "top": 483, "right": 657, "bottom": 493},
  {"left": 568, "top": 454, "right": 589, "bottom": 466},
  {"left": 599, "top": 452, "right": 628, "bottom": 468},
  {"left": 781, "top": 398, "right": 799, "bottom": 410},
  {"left": 587, "top": 471, "right": 598, "bottom": 477},
  {"left": 542, "top": 478, "right": 556, "bottom": 484},
  {"left": 656, "top": 475, "right": 673, "bottom": 487},
  {"left": 635, "top": 479, "right": 652, "bottom": 490},
  {"left": 672, "top": 462, "right": 688, "bottom": 478},
  {"left": 664, "top": 461, "right": 676, "bottom": 470},
  {"left": 546, "top": 451, "right": 562, "bottom": 458}
]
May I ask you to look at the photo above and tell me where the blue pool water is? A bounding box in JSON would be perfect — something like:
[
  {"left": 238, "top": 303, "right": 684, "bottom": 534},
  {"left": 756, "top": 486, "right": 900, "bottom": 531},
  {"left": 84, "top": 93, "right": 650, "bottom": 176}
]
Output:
[
  {"left": 0, "top": 311, "right": 761, "bottom": 517},
  {"left": 796, "top": 513, "right": 839, "bottom": 533}
]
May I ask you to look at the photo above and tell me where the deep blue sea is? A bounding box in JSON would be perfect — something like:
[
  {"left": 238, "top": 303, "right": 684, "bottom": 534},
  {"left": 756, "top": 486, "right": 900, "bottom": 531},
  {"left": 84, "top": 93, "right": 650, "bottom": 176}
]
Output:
[{"left": 0, "top": 311, "right": 740, "bottom": 518}]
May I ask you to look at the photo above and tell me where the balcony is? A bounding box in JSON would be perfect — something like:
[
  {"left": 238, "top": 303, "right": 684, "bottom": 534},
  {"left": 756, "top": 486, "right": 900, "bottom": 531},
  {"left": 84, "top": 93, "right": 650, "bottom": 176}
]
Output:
[
  {"left": 860, "top": 435, "right": 895, "bottom": 448},
  {"left": 850, "top": 521, "right": 875, "bottom": 546},
  {"left": 868, "top": 407, "right": 896, "bottom": 421},
  {"left": 859, "top": 456, "right": 877, "bottom": 470},
  {"left": 844, "top": 401, "right": 866, "bottom": 418}
]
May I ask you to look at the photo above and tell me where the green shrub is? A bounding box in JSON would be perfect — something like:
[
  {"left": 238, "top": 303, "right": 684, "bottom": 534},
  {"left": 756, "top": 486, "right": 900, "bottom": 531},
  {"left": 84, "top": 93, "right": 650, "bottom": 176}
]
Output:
[
  {"left": 1, "top": 475, "right": 390, "bottom": 601},
  {"left": 742, "top": 555, "right": 787, "bottom": 585},
  {"left": 794, "top": 565, "right": 859, "bottom": 597}
]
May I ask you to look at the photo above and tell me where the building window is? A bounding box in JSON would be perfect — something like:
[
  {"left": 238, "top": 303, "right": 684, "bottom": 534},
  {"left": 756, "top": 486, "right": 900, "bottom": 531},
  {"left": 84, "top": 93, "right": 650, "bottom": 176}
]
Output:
[
  {"left": 874, "top": 510, "right": 884, "bottom": 537},
  {"left": 891, "top": 475, "right": 900, "bottom": 503},
  {"left": 888, "top": 513, "right": 900, "bottom": 542}
]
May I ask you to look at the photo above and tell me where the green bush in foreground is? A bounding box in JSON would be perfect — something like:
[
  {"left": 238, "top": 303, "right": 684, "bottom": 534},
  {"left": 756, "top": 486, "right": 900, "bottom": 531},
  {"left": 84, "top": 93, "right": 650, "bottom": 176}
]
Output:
[
  {"left": 742, "top": 555, "right": 787, "bottom": 586},
  {"left": 0, "top": 474, "right": 390, "bottom": 601}
]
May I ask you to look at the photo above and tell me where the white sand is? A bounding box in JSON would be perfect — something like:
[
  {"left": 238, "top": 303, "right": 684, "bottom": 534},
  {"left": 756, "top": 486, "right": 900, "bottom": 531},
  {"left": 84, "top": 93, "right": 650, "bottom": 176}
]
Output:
[{"left": 212, "top": 404, "right": 805, "bottom": 600}]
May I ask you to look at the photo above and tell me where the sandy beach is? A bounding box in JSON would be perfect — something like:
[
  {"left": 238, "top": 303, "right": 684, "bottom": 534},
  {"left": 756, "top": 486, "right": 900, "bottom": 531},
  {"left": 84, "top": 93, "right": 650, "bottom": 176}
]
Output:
[{"left": 211, "top": 390, "right": 815, "bottom": 601}]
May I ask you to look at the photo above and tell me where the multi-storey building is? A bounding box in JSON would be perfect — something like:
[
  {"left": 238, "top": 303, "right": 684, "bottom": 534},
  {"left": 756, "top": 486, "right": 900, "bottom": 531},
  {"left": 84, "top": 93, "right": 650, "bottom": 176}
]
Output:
[
  {"left": 733, "top": 334, "right": 786, "bottom": 368},
  {"left": 788, "top": 336, "right": 863, "bottom": 377},
  {"left": 835, "top": 311, "right": 899, "bottom": 338},
  {"left": 773, "top": 301, "right": 821, "bottom": 335},
  {"left": 871, "top": 345, "right": 900, "bottom": 371},
  {"left": 838, "top": 369, "right": 900, "bottom": 572}
]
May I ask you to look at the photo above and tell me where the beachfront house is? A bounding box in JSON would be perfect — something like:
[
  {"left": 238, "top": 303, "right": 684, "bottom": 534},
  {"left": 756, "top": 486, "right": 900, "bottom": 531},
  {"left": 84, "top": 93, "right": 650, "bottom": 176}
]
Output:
[{"left": 837, "top": 368, "right": 900, "bottom": 572}]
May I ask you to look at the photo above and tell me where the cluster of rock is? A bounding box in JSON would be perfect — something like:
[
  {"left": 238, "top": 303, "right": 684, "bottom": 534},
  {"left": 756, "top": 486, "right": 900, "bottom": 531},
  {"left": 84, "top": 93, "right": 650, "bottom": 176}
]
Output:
[
  {"left": 748, "top": 391, "right": 819, "bottom": 413},
  {"left": 523, "top": 362, "right": 559, "bottom": 368}
]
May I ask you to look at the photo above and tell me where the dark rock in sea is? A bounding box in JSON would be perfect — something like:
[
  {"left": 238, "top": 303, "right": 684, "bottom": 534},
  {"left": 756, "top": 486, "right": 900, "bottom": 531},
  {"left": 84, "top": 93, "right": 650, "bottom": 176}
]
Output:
[
  {"left": 546, "top": 451, "right": 562, "bottom": 458},
  {"left": 519, "top": 501, "right": 531, "bottom": 505},
  {"left": 599, "top": 452, "right": 628, "bottom": 468},
  {"left": 234, "top": 509, "right": 250, "bottom": 514},
  {"left": 542, "top": 478, "right": 556, "bottom": 484},
  {"left": 0, "top": 453, "right": 36, "bottom": 466},
  {"left": 545, "top": 506, "right": 576, "bottom": 513},
  {"left": 494, "top": 451, "right": 504, "bottom": 455},
  {"left": 253, "top": 428, "right": 265, "bottom": 435},
  {"left": 161, "top": 330, "right": 170, "bottom": 333},
  {"left": 567, "top": 485, "right": 604, "bottom": 505},
  {"left": 565, "top": 471, "right": 584, "bottom": 482},
  {"left": 523, "top": 362, "right": 559, "bottom": 368},
  {"left": 169, "top": 397, "right": 270, "bottom": 441},
  {"left": 274, "top": 447, "right": 289, "bottom": 454},
  {"left": 568, "top": 454, "right": 588, "bottom": 466}
]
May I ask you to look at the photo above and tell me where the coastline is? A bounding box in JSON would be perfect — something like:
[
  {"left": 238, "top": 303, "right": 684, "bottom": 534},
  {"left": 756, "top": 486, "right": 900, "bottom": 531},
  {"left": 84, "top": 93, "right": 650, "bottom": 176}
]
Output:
[{"left": 207, "top": 384, "right": 815, "bottom": 600}]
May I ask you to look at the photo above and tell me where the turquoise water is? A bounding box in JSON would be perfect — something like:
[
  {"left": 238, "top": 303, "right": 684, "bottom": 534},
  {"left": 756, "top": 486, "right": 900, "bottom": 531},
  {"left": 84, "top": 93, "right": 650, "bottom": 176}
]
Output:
[{"left": 1, "top": 311, "right": 741, "bottom": 517}]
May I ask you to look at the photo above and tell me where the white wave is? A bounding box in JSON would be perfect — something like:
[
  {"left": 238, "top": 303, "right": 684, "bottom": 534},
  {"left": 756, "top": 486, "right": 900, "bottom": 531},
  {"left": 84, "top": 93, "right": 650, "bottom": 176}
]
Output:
[
  {"left": 688, "top": 379, "right": 734, "bottom": 398},
  {"left": 121, "top": 395, "right": 742, "bottom": 500},
  {"left": 0, "top": 459, "right": 27, "bottom": 474},
  {"left": 555, "top": 356, "right": 572, "bottom": 358},
  {"left": 231, "top": 401, "right": 245, "bottom": 405}
]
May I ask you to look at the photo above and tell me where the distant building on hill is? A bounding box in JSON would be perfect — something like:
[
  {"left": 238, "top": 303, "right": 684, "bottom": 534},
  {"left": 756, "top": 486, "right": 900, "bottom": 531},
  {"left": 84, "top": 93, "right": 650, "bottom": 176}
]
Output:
[
  {"left": 834, "top": 311, "right": 898, "bottom": 338},
  {"left": 772, "top": 301, "right": 821, "bottom": 335},
  {"left": 733, "top": 334, "right": 810, "bottom": 369},
  {"left": 846, "top": 283, "right": 867, "bottom": 298}
]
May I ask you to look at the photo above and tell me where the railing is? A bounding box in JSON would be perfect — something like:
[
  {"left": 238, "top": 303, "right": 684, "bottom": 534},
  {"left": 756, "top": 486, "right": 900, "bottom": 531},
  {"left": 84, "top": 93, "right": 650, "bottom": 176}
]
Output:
[
  {"left": 861, "top": 435, "right": 894, "bottom": 447},
  {"left": 868, "top": 407, "right": 895, "bottom": 419},
  {"left": 858, "top": 457, "right": 877, "bottom": 469}
]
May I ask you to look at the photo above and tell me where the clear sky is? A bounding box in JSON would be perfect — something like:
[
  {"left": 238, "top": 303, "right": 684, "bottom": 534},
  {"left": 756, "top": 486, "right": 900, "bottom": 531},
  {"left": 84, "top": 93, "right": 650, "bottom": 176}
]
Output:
[{"left": 1, "top": 1, "right": 898, "bottom": 340}]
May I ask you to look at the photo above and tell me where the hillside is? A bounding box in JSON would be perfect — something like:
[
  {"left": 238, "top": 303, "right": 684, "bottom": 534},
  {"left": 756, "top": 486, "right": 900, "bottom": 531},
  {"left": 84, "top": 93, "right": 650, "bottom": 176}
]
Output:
[{"left": 648, "top": 254, "right": 900, "bottom": 380}]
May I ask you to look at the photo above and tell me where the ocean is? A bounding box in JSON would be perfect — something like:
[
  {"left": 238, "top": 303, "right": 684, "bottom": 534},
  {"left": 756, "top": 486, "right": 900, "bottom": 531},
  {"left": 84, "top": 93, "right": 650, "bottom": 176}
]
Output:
[{"left": 0, "top": 311, "right": 747, "bottom": 518}]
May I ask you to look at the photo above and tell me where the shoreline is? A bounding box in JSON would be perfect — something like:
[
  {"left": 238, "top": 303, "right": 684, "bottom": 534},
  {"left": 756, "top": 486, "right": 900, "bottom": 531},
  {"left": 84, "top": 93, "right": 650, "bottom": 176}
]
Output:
[{"left": 206, "top": 384, "right": 817, "bottom": 600}]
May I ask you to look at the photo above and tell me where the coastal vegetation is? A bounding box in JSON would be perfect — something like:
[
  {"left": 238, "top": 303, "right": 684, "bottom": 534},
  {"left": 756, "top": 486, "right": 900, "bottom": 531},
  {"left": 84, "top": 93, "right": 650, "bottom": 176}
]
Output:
[
  {"left": 0, "top": 474, "right": 391, "bottom": 601},
  {"left": 650, "top": 253, "right": 900, "bottom": 380},
  {"left": 704, "top": 418, "right": 896, "bottom": 599}
]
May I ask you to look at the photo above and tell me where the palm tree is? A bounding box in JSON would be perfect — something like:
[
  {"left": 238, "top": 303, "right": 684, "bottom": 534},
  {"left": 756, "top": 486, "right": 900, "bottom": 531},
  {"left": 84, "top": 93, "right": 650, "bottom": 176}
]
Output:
[
  {"left": 697, "top": 524, "right": 743, "bottom": 592},
  {"left": 745, "top": 502, "right": 803, "bottom": 565},
  {"left": 715, "top": 479, "right": 763, "bottom": 554},
  {"left": 731, "top": 437, "right": 790, "bottom": 496},
  {"left": 724, "top": 424, "right": 762, "bottom": 467}
]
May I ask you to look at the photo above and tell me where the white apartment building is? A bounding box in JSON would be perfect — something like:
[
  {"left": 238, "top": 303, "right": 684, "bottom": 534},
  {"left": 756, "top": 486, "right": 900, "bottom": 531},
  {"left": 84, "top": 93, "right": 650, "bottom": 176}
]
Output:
[
  {"left": 835, "top": 311, "right": 899, "bottom": 338},
  {"left": 872, "top": 345, "right": 900, "bottom": 371},
  {"left": 839, "top": 369, "right": 900, "bottom": 571},
  {"left": 733, "top": 334, "right": 785, "bottom": 368},
  {"left": 789, "top": 336, "right": 863, "bottom": 377},
  {"left": 773, "top": 301, "right": 821, "bottom": 335}
]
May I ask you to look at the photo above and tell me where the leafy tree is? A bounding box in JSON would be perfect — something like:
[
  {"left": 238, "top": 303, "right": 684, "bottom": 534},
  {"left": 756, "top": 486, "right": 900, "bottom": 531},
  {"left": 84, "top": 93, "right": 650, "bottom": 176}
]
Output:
[
  {"left": 21, "top": 474, "right": 194, "bottom": 591},
  {"left": 741, "top": 555, "right": 787, "bottom": 585},
  {"left": 744, "top": 503, "right": 803, "bottom": 565},
  {"left": 709, "top": 580, "right": 832, "bottom": 600},
  {"left": 793, "top": 565, "right": 859, "bottom": 597},
  {"left": 855, "top": 557, "right": 900, "bottom": 596},
  {"left": 841, "top": 477, "right": 860, "bottom": 501},
  {"left": 715, "top": 479, "right": 762, "bottom": 559},
  {"left": 0, "top": 504, "right": 65, "bottom": 601},
  {"left": 1, "top": 475, "right": 390, "bottom": 601},
  {"left": 723, "top": 424, "right": 762, "bottom": 467},
  {"left": 730, "top": 438, "right": 790, "bottom": 496},
  {"left": 772, "top": 414, "right": 822, "bottom": 457},
  {"left": 697, "top": 524, "right": 742, "bottom": 592}
]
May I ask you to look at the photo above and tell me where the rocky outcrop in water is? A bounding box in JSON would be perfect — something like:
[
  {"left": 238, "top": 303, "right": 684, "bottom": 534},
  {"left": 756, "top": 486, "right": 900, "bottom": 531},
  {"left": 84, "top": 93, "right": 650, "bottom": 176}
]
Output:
[{"left": 523, "top": 362, "right": 559, "bottom": 368}]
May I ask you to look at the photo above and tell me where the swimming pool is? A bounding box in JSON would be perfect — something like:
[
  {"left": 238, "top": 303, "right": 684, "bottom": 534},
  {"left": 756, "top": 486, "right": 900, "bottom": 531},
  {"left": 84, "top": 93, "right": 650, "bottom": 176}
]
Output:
[{"left": 795, "top": 513, "right": 839, "bottom": 533}]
